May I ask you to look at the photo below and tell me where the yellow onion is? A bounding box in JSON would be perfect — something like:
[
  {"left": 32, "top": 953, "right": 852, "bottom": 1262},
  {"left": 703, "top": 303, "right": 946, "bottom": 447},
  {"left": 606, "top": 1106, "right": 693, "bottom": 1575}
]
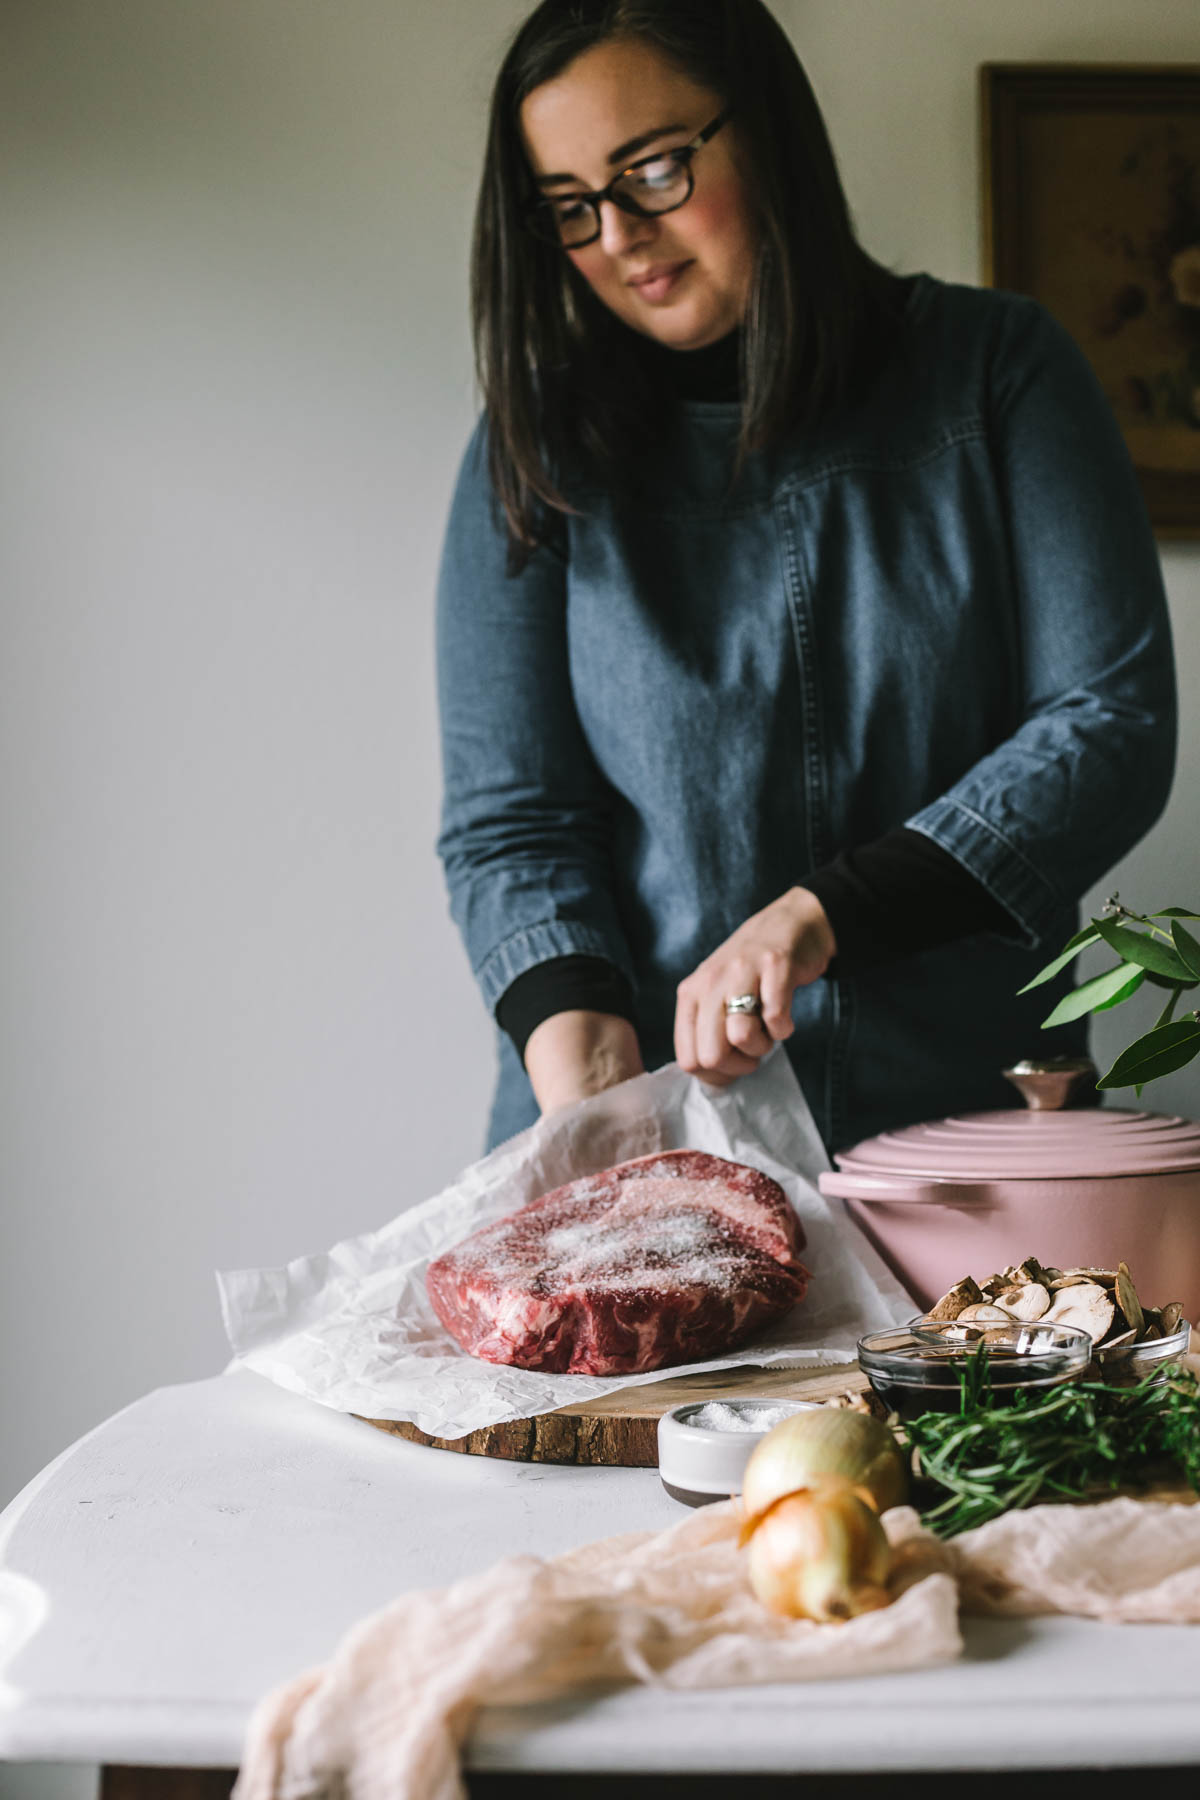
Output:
[
  {"left": 741, "top": 1407, "right": 907, "bottom": 1525},
  {"left": 740, "top": 1475, "right": 893, "bottom": 1621}
]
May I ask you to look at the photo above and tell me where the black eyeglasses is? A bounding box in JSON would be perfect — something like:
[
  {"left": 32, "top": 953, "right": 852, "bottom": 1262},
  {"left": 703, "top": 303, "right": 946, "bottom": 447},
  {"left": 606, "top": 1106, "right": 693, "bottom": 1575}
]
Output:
[{"left": 524, "top": 107, "right": 733, "bottom": 250}]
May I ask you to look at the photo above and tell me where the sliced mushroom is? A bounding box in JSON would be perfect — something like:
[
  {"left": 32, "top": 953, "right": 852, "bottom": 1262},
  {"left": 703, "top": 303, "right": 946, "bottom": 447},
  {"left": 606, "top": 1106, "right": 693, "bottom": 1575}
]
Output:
[
  {"left": 956, "top": 1303, "right": 1016, "bottom": 1326},
  {"left": 926, "top": 1276, "right": 984, "bottom": 1322},
  {"left": 980, "top": 1324, "right": 1021, "bottom": 1345},
  {"left": 1044, "top": 1281, "right": 1115, "bottom": 1343},
  {"left": 994, "top": 1282, "right": 1050, "bottom": 1322},
  {"left": 1160, "top": 1302, "right": 1185, "bottom": 1338},
  {"left": 927, "top": 1256, "right": 1179, "bottom": 1347},
  {"left": 1115, "top": 1262, "right": 1144, "bottom": 1336}
]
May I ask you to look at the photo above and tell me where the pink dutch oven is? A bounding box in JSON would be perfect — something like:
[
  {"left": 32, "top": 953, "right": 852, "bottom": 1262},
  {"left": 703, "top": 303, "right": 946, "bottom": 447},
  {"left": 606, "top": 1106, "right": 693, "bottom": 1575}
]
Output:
[{"left": 818, "top": 1060, "right": 1200, "bottom": 1318}]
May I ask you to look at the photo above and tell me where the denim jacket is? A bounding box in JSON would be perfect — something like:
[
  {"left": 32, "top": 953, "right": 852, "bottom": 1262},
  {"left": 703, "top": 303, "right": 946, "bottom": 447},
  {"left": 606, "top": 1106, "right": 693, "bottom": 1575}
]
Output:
[{"left": 437, "top": 275, "right": 1176, "bottom": 1154}]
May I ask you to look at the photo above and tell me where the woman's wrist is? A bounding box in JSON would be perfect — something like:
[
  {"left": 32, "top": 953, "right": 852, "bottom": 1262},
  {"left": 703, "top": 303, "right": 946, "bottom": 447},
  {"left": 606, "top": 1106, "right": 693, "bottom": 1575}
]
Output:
[
  {"left": 523, "top": 1010, "right": 645, "bottom": 1114},
  {"left": 783, "top": 885, "right": 838, "bottom": 971}
]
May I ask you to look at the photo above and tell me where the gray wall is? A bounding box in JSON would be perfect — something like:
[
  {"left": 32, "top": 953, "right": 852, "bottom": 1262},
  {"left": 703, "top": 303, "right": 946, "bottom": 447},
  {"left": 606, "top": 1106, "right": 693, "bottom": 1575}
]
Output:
[{"left": 1, "top": 1, "right": 1198, "bottom": 1787}]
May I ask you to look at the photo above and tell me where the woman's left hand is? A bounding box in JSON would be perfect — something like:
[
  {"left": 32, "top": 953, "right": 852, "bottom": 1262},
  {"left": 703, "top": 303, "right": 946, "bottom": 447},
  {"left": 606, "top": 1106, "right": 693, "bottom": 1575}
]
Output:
[{"left": 674, "top": 887, "right": 836, "bottom": 1087}]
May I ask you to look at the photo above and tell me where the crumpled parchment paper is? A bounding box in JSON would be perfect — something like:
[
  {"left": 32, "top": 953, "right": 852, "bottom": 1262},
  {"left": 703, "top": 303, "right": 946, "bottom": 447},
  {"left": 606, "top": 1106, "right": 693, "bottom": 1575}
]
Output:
[{"left": 218, "top": 1050, "right": 915, "bottom": 1437}]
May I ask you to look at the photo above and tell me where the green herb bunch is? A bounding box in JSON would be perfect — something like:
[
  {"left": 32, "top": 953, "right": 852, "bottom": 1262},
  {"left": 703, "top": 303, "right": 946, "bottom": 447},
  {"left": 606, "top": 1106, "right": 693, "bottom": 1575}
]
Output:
[
  {"left": 906, "top": 1351, "right": 1200, "bottom": 1539},
  {"left": 1020, "top": 895, "right": 1200, "bottom": 1091}
]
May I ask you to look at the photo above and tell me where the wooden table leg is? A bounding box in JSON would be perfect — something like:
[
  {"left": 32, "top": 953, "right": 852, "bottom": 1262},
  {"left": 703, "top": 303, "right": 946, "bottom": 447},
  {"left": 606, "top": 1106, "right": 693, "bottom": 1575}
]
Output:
[
  {"left": 97, "top": 1765, "right": 1200, "bottom": 1800},
  {"left": 464, "top": 1774, "right": 1200, "bottom": 1800},
  {"left": 100, "top": 1770, "right": 237, "bottom": 1800}
]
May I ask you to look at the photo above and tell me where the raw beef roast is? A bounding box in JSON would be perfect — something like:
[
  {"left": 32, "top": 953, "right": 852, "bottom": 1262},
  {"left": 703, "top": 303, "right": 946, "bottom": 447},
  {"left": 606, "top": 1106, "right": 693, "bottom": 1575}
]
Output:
[{"left": 425, "top": 1149, "right": 810, "bottom": 1375}]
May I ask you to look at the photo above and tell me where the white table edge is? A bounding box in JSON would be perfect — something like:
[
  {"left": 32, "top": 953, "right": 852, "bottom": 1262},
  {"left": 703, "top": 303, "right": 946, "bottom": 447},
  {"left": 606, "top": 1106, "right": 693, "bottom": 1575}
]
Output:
[
  {"left": 3, "top": 1681, "right": 1200, "bottom": 1773},
  {"left": 4, "top": 1373, "right": 1200, "bottom": 1777}
]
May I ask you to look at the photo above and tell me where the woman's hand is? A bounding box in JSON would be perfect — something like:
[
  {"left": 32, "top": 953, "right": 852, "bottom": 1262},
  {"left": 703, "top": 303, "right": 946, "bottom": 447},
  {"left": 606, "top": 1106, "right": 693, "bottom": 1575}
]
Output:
[
  {"left": 524, "top": 1011, "right": 645, "bottom": 1115},
  {"left": 674, "top": 887, "right": 836, "bottom": 1087}
]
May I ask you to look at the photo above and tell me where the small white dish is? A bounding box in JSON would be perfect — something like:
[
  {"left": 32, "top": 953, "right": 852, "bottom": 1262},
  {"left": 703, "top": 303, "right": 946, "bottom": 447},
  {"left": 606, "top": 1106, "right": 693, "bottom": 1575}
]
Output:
[{"left": 657, "top": 1399, "right": 823, "bottom": 1506}]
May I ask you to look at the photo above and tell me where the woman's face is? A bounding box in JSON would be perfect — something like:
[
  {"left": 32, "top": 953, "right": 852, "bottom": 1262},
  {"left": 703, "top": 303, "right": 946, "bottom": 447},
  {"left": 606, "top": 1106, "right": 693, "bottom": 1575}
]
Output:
[{"left": 519, "top": 38, "right": 757, "bottom": 351}]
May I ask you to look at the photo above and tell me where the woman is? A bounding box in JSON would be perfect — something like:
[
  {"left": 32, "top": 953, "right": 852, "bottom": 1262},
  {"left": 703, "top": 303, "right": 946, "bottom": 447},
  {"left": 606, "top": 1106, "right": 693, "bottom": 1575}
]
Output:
[{"left": 436, "top": 0, "right": 1176, "bottom": 1156}]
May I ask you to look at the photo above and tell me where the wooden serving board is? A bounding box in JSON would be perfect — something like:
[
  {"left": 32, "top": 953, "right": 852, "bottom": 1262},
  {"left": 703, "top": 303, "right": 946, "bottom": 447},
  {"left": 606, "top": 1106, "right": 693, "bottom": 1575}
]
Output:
[
  {"left": 358, "top": 1337, "right": 1200, "bottom": 1470},
  {"left": 357, "top": 1361, "right": 869, "bottom": 1467}
]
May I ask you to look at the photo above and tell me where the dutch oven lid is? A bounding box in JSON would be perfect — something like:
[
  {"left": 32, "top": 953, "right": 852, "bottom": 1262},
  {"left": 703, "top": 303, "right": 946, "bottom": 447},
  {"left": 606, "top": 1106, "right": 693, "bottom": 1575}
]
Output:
[{"left": 835, "top": 1059, "right": 1200, "bottom": 1181}]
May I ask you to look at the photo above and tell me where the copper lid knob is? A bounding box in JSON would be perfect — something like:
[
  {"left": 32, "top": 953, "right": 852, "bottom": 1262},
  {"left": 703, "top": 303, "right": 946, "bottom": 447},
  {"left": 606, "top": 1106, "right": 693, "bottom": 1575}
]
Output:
[{"left": 1002, "top": 1058, "right": 1099, "bottom": 1111}]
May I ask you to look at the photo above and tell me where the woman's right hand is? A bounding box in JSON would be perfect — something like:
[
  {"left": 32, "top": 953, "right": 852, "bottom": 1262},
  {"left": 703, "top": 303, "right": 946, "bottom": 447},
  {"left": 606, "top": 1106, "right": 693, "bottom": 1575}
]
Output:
[
  {"left": 674, "top": 886, "right": 836, "bottom": 1088},
  {"left": 524, "top": 1011, "right": 645, "bottom": 1115}
]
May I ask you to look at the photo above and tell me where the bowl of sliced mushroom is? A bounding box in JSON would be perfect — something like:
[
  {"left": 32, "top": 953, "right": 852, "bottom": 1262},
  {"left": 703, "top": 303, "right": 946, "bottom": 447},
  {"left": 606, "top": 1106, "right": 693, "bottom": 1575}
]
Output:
[{"left": 918, "top": 1257, "right": 1191, "bottom": 1384}]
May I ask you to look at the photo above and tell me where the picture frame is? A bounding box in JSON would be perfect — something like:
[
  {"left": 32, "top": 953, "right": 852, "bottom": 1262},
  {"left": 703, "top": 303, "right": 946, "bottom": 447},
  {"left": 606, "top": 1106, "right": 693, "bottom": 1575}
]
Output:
[{"left": 981, "top": 63, "right": 1200, "bottom": 538}]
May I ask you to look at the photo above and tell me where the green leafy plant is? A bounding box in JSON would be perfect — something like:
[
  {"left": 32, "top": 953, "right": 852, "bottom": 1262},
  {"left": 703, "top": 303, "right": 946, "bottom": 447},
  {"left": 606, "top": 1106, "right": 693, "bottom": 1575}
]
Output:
[
  {"left": 907, "top": 1348, "right": 1200, "bottom": 1538},
  {"left": 1020, "top": 896, "right": 1200, "bottom": 1091}
]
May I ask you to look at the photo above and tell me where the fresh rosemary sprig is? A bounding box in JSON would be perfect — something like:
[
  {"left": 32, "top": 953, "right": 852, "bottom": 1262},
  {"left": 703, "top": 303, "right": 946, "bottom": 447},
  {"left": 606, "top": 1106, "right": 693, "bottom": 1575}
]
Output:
[{"left": 906, "top": 1350, "right": 1200, "bottom": 1538}]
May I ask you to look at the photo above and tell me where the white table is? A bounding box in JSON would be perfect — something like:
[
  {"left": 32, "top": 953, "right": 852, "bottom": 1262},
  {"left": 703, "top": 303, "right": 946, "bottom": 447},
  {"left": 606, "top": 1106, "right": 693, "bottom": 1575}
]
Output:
[{"left": 2, "top": 1371, "right": 1200, "bottom": 1796}]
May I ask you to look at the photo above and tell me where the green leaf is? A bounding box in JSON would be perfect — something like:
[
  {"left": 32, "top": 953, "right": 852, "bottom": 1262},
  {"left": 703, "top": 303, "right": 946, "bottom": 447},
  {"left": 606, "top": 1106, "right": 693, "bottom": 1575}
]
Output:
[
  {"left": 1145, "top": 969, "right": 1200, "bottom": 991},
  {"left": 1062, "top": 922, "right": 1103, "bottom": 953},
  {"left": 1091, "top": 968, "right": 1145, "bottom": 1011},
  {"left": 1093, "top": 918, "right": 1193, "bottom": 982},
  {"left": 1172, "top": 920, "right": 1200, "bottom": 980},
  {"left": 1152, "top": 907, "right": 1200, "bottom": 919},
  {"left": 1016, "top": 927, "right": 1100, "bottom": 993},
  {"left": 1097, "top": 1018, "right": 1200, "bottom": 1089},
  {"left": 1042, "top": 962, "right": 1145, "bottom": 1027},
  {"left": 1155, "top": 989, "right": 1182, "bottom": 1029}
]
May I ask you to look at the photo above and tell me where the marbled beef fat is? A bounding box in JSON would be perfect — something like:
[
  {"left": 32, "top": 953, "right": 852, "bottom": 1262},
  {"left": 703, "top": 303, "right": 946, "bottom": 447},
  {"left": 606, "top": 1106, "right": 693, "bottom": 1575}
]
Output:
[{"left": 425, "top": 1149, "right": 810, "bottom": 1375}]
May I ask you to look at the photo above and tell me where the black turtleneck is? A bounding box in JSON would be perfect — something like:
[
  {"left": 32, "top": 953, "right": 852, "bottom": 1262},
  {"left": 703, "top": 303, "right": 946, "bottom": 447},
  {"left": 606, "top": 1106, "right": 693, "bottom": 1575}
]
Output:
[
  {"left": 632, "top": 325, "right": 742, "bottom": 403},
  {"left": 495, "top": 333, "right": 1014, "bottom": 1062}
]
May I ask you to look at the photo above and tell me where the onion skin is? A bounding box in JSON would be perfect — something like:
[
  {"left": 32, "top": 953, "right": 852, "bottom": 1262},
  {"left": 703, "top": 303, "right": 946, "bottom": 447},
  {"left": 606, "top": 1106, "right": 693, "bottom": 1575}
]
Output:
[
  {"left": 741, "top": 1408, "right": 907, "bottom": 1525},
  {"left": 743, "top": 1477, "right": 893, "bottom": 1621}
]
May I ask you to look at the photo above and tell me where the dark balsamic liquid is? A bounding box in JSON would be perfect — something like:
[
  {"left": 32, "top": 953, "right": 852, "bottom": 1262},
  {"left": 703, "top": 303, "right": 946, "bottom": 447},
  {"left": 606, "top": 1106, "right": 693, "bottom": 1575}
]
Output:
[{"left": 865, "top": 1355, "right": 1075, "bottom": 1421}]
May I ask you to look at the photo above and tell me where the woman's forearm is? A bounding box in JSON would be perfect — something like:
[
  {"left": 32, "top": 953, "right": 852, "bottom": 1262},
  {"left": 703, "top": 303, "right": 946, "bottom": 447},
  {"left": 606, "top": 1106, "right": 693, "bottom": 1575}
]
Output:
[{"left": 523, "top": 1010, "right": 645, "bottom": 1114}]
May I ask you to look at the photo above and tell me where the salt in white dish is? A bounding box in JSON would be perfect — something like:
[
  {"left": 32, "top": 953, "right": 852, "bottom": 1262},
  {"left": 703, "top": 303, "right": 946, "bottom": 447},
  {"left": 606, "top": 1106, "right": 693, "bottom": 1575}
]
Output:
[{"left": 657, "top": 1398, "right": 824, "bottom": 1506}]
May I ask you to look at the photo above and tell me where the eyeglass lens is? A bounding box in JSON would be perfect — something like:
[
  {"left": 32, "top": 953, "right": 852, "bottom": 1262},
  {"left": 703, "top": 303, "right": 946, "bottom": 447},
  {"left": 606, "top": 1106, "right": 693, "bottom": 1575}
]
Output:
[{"left": 544, "top": 155, "right": 692, "bottom": 247}]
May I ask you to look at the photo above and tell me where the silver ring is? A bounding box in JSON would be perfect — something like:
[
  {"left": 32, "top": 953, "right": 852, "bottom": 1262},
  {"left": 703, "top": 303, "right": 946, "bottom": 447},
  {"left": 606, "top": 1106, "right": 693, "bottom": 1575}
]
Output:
[{"left": 724, "top": 992, "right": 761, "bottom": 1017}]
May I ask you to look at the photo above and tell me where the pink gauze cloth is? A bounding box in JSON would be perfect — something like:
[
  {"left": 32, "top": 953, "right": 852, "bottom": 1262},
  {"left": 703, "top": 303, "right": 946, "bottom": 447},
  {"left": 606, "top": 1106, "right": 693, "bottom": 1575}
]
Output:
[
  {"left": 231, "top": 1493, "right": 1200, "bottom": 1800},
  {"left": 232, "top": 1503, "right": 956, "bottom": 1800}
]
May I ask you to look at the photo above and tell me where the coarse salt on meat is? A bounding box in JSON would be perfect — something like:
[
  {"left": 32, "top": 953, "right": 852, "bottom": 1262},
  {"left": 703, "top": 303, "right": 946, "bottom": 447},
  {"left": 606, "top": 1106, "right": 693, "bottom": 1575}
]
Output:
[{"left": 425, "top": 1149, "right": 810, "bottom": 1375}]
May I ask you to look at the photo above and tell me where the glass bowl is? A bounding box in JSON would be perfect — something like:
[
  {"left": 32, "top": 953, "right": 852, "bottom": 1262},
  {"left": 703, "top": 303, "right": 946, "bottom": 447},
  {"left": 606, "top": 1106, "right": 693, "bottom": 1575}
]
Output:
[
  {"left": 857, "top": 1319, "right": 1092, "bottom": 1420},
  {"left": 1093, "top": 1318, "right": 1192, "bottom": 1385}
]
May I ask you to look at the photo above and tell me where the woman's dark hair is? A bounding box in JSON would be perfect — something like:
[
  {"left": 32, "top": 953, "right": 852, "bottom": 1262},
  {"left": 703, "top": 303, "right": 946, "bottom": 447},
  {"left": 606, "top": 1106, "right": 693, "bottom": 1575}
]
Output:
[{"left": 473, "top": 0, "right": 902, "bottom": 565}]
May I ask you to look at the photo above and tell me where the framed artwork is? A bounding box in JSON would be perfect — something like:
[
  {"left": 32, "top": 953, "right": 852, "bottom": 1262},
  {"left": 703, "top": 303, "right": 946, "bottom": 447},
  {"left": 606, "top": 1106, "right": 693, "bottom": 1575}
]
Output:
[{"left": 981, "top": 63, "right": 1200, "bottom": 538}]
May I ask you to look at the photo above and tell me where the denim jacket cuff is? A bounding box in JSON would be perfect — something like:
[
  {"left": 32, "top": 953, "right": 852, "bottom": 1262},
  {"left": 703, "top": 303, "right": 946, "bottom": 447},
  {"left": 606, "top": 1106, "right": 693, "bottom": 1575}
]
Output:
[
  {"left": 476, "top": 921, "right": 636, "bottom": 1015},
  {"left": 904, "top": 801, "right": 1064, "bottom": 948}
]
